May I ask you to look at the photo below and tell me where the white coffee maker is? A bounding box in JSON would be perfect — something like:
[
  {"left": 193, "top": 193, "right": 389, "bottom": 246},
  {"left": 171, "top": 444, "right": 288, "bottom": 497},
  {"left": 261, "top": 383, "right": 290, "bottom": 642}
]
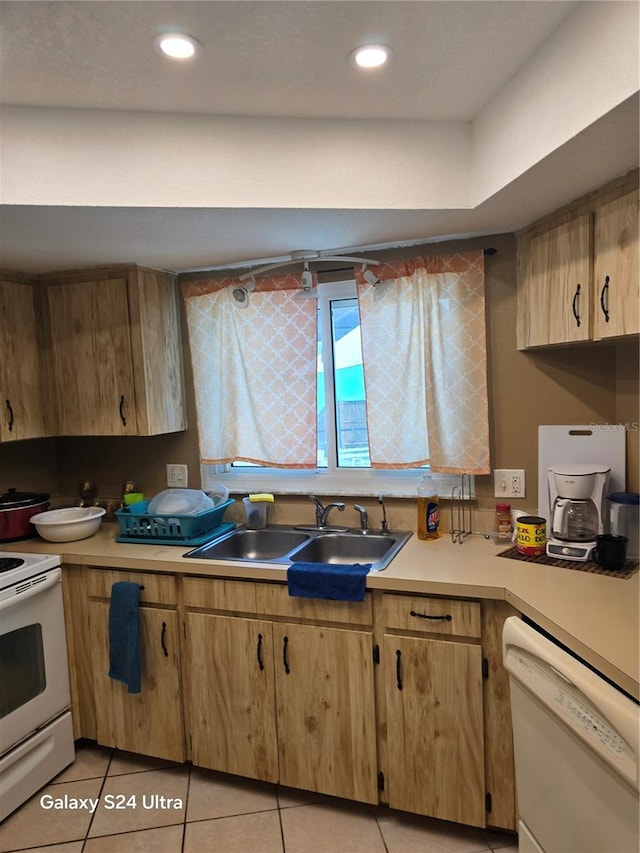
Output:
[{"left": 546, "top": 463, "right": 610, "bottom": 561}]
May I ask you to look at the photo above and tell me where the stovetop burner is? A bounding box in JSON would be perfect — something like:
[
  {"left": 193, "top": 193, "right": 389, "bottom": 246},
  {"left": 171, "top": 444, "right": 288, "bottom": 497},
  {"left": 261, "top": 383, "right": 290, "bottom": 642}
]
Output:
[{"left": 0, "top": 556, "right": 25, "bottom": 573}]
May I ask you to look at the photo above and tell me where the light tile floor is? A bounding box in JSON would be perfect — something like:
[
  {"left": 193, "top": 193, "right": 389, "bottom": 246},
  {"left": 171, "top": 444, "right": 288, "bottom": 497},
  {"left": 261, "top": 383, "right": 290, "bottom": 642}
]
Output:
[{"left": 0, "top": 743, "right": 518, "bottom": 853}]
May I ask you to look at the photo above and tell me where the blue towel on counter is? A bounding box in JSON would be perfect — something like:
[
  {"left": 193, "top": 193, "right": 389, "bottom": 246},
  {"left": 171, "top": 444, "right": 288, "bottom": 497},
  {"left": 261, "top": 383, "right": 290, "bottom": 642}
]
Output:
[
  {"left": 287, "top": 562, "right": 371, "bottom": 601},
  {"left": 108, "top": 581, "right": 141, "bottom": 695}
]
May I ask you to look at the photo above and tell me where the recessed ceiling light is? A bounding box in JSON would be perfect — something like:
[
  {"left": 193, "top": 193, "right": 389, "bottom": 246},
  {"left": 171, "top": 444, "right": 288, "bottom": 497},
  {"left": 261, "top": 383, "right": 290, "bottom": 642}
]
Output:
[
  {"left": 153, "top": 33, "right": 201, "bottom": 60},
  {"left": 350, "top": 44, "right": 391, "bottom": 69}
]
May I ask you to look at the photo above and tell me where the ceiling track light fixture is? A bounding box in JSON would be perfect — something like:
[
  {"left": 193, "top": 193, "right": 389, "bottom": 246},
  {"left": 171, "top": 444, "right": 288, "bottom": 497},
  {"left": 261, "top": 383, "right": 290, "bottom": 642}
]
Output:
[
  {"left": 238, "top": 250, "right": 381, "bottom": 282},
  {"left": 350, "top": 44, "right": 392, "bottom": 69},
  {"left": 153, "top": 33, "right": 201, "bottom": 59}
]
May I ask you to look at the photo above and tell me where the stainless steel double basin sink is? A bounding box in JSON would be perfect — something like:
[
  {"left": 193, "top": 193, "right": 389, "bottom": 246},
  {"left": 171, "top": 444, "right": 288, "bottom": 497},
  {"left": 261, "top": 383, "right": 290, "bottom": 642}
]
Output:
[{"left": 184, "top": 525, "right": 412, "bottom": 572}]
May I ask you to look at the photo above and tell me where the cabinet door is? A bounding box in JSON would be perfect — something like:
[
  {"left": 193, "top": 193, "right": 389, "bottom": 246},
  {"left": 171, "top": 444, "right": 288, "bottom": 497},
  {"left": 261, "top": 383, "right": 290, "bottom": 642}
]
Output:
[
  {"left": 593, "top": 189, "right": 639, "bottom": 339},
  {"left": 273, "top": 623, "right": 377, "bottom": 804},
  {"left": 89, "top": 602, "right": 185, "bottom": 762},
  {"left": 186, "top": 613, "right": 278, "bottom": 782},
  {"left": 0, "top": 280, "right": 45, "bottom": 441},
  {"left": 517, "top": 214, "right": 591, "bottom": 348},
  {"left": 384, "top": 634, "right": 485, "bottom": 827},
  {"left": 46, "top": 278, "right": 136, "bottom": 435}
]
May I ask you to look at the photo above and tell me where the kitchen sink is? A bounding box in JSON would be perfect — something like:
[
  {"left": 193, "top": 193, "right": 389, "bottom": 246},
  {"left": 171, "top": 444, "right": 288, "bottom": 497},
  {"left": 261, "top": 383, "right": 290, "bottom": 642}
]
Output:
[
  {"left": 289, "top": 532, "right": 401, "bottom": 566},
  {"left": 184, "top": 525, "right": 412, "bottom": 572},
  {"left": 185, "top": 528, "right": 311, "bottom": 561}
]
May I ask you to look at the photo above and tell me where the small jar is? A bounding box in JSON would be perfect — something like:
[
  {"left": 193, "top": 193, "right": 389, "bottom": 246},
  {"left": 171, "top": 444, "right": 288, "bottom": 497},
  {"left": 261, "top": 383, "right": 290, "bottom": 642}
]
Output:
[{"left": 496, "top": 503, "right": 512, "bottom": 541}]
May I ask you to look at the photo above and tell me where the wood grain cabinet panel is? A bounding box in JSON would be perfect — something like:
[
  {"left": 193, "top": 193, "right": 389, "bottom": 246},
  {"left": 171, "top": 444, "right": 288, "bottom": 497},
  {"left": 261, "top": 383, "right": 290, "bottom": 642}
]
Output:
[
  {"left": 593, "top": 188, "right": 639, "bottom": 339},
  {"left": 381, "top": 593, "right": 481, "bottom": 638},
  {"left": 383, "top": 633, "right": 485, "bottom": 827},
  {"left": 517, "top": 175, "right": 639, "bottom": 350},
  {"left": 183, "top": 578, "right": 378, "bottom": 804},
  {"left": 43, "top": 266, "right": 185, "bottom": 436},
  {"left": 186, "top": 613, "right": 279, "bottom": 782},
  {"left": 273, "top": 622, "right": 378, "bottom": 803},
  {"left": 0, "top": 277, "right": 46, "bottom": 441},
  {"left": 88, "top": 600, "right": 185, "bottom": 762},
  {"left": 517, "top": 214, "right": 592, "bottom": 349}
]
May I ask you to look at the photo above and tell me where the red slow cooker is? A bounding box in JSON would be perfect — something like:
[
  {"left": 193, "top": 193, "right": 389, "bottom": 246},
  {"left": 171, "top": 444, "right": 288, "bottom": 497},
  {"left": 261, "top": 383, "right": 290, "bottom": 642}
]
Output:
[{"left": 0, "top": 488, "right": 50, "bottom": 542}]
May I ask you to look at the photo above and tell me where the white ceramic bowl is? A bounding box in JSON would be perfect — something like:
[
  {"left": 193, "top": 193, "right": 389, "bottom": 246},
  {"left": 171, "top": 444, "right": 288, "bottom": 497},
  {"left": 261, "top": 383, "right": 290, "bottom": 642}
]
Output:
[{"left": 29, "top": 506, "right": 106, "bottom": 542}]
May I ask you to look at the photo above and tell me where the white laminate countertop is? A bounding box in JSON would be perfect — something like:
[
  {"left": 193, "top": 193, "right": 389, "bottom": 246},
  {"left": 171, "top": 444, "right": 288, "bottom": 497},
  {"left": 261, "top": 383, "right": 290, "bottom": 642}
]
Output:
[{"left": 4, "top": 526, "right": 639, "bottom": 700}]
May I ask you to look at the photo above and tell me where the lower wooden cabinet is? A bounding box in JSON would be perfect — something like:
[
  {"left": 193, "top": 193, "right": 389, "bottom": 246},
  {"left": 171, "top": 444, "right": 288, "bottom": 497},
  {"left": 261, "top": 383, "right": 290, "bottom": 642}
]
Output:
[
  {"left": 187, "top": 613, "right": 279, "bottom": 782},
  {"left": 273, "top": 621, "right": 377, "bottom": 802},
  {"left": 88, "top": 601, "right": 185, "bottom": 763},
  {"left": 185, "top": 596, "right": 378, "bottom": 803},
  {"left": 379, "top": 593, "right": 486, "bottom": 827},
  {"left": 383, "top": 633, "right": 485, "bottom": 826},
  {"left": 63, "top": 567, "right": 186, "bottom": 763},
  {"left": 62, "top": 568, "right": 516, "bottom": 831}
]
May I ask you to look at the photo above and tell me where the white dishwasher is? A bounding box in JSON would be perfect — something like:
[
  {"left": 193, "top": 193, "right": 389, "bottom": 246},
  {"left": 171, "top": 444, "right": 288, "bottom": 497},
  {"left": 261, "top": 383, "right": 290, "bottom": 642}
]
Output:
[{"left": 502, "top": 617, "right": 639, "bottom": 853}]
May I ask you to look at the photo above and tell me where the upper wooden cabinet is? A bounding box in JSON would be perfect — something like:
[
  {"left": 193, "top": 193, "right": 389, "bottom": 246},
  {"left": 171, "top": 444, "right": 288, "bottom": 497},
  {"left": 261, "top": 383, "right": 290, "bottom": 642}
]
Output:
[
  {"left": 43, "top": 266, "right": 186, "bottom": 436},
  {"left": 0, "top": 275, "right": 46, "bottom": 441},
  {"left": 593, "top": 189, "right": 639, "bottom": 340},
  {"left": 517, "top": 178, "right": 639, "bottom": 349},
  {"left": 517, "top": 214, "right": 592, "bottom": 349}
]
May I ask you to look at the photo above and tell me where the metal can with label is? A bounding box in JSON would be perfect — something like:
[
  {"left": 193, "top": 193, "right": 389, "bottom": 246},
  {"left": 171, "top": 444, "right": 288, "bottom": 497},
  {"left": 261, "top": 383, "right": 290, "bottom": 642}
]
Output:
[{"left": 516, "top": 515, "right": 547, "bottom": 556}]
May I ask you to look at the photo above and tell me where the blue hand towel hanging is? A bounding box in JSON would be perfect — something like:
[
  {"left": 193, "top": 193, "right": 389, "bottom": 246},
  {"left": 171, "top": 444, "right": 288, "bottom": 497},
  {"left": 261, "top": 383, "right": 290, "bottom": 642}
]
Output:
[
  {"left": 287, "top": 562, "right": 371, "bottom": 601},
  {"left": 108, "top": 581, "right": 142, "bottom": 694}
]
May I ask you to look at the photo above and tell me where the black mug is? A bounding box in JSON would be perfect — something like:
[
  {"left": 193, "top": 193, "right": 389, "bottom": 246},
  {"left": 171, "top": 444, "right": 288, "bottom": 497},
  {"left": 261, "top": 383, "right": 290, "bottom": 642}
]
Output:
[{"left": 593, "top": 534, "right": 628, "bottom": 570}]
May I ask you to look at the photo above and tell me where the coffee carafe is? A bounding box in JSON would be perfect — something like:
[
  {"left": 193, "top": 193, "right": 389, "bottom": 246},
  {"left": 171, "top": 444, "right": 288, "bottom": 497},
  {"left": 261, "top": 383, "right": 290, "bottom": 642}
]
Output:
[{"left": 546, "top": 464, "right": 609, "bottom": 561}]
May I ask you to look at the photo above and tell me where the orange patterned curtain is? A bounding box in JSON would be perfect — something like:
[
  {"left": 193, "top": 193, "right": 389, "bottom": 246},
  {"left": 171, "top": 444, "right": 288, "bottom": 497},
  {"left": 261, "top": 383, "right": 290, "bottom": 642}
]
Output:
[
  {"left": 355, "top": 252, "right": 490, "bottom": 473},
  {"left": 182, "top": 273, "right": 318, "bottom": 468}
]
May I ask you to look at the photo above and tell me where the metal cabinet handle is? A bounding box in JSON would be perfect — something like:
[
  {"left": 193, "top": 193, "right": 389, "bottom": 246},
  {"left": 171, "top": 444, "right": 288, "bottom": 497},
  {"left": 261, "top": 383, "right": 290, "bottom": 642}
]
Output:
[
  {"left": 571, "top": 283, "right": 581, "bottom": 327},
  {"left": 161, "top": 622, "right": 169, "bottom": 657},
  {"left": 5, "top": 399, "right": 14, "bottom": 432},
  {"left": 282, "top": 635, "right": 290, "bottom": 674},
  {"left": 119, "top": 394, "right": 127, "bottom": 426},
  {"left": 599, "top": 275, "right": 610, "bottom": 323},
  {"left": 395, "top": 649, "right": 403, "bottom": 691},
  {"left": 256, "top": 633, "right": 264, "bottom": 671},
  {"left": 410, "top": 610, "right": 452, "bottom": 622}
]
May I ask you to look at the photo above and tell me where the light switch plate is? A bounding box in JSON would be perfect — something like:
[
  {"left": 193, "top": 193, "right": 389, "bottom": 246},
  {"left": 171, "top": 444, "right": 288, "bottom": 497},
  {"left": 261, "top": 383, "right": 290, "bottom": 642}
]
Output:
[
  {"left": 494, "top": 469, "right": 526, "bottom": 498},
  {"left": 167, "top": 464, "right": 188, "bottom": 488}
]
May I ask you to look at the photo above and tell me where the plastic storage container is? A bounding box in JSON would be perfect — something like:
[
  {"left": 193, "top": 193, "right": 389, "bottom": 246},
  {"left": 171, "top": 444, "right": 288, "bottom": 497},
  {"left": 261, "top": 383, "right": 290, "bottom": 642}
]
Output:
[{"left": 417, "top": 473, "right": 440, "bottom": 540}]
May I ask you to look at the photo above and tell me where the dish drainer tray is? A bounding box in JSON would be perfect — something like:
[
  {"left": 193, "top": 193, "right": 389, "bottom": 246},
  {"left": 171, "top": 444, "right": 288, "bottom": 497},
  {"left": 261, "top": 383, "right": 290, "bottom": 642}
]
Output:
[
  {"left": 115, "top": 498, "right": 235, "bottom": 543},
  {"left": 116, "top": 520, "right": 236, "bottom": 547}
]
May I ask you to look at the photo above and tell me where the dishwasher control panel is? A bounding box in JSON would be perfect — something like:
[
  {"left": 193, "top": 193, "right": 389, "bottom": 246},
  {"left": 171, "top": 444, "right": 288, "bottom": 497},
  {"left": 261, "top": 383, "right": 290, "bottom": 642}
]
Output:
[{"left": 559, "top": 690, "right": 626, "bottom": 755}]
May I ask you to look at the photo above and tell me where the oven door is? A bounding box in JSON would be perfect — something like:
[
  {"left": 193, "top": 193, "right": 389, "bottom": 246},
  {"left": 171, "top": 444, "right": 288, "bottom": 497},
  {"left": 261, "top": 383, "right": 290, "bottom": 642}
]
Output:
[{"left": 0, "top": 569, "right": 71, "bottom": 754}]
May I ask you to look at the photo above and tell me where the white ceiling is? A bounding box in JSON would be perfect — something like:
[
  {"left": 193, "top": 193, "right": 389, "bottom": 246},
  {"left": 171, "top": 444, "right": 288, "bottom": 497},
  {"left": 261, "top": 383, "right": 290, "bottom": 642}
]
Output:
[{"left": 0, "top": 0, "right": 638, "bottom": 274}]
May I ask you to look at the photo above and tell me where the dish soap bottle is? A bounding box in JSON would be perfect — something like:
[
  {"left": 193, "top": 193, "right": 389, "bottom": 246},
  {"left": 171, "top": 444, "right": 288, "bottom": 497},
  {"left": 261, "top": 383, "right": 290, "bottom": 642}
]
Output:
[{"left": 417, "top": 473, "right": 440, "bottom": 540}]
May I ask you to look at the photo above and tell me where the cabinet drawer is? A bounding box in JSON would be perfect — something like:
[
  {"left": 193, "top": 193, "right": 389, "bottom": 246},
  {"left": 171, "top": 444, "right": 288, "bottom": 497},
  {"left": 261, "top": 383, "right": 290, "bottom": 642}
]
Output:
[
  {"left": 85, "top": 568, "right": 177, "bottom": 606},
  {"left": 381, "top": 594, "right": 481, "bottom": 638},
  {"left": 183, "top": 577, "right": 373, "bottom": 626}
]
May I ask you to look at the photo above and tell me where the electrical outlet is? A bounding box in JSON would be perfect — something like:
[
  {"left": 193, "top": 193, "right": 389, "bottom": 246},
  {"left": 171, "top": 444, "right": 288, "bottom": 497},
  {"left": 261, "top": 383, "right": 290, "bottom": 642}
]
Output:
[
  {"left": 166, "top": 464, "right": 188, "bottom": 488},
  {"left": 494, "top": 469, "right": 526, "bottom": 498}
]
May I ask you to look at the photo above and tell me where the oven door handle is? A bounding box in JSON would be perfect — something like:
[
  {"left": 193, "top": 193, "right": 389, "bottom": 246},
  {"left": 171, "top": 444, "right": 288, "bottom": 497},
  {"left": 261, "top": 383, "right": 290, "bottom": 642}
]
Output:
[{"left": 0, "top": 570, "right": 61, "bottom": 613}]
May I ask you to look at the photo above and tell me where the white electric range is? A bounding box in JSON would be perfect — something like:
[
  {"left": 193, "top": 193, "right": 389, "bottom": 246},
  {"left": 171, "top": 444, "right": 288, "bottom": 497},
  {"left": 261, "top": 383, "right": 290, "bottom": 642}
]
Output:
[{"left": 0, "top": 551, "right": 75, "bottom": 821}]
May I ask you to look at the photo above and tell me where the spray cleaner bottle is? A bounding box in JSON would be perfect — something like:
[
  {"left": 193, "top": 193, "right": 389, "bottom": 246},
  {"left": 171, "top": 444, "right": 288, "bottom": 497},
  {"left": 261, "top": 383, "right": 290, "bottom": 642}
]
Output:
[{"left": 417, "top": 472, "right": 440, "bottom": 540}]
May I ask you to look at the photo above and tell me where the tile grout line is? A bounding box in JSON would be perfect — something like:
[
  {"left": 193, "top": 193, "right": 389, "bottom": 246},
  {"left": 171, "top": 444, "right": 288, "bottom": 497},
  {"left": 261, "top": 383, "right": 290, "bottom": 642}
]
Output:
[{"left": 81, "top": 746, "right": 115, "bottom": 850}]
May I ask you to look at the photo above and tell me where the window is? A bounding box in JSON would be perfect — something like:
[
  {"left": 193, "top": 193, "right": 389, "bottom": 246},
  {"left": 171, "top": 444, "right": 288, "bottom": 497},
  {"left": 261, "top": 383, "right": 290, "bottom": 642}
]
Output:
[
  {"left": 189, "top": 251, "right": 490, "bottom": 498},
  {"left": 231, "top": 280, "right": 372, "bottom": 471},
  {"left": 204, "top": 278, "right": 456, "bottom": 497},
  {"left": 317, "top": 280, "right": 370, "bottom": 469}
]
